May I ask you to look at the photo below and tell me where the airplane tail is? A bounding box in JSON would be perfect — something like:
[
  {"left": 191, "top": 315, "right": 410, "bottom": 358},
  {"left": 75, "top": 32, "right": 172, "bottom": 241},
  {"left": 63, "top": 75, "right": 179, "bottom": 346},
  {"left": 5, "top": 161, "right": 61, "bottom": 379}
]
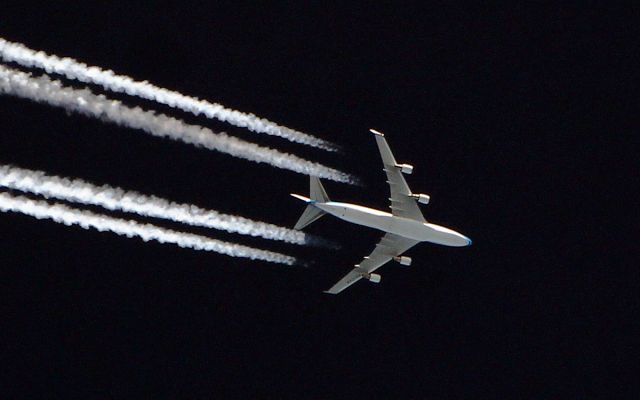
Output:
[{"left": 290, "top": 176, "right": 330, "bottom": 230}]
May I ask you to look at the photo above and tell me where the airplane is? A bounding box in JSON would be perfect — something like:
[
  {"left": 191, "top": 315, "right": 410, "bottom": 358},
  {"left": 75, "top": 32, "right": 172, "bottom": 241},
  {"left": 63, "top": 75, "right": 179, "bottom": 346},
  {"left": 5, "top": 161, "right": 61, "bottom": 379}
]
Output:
[{"left": 291, "top": 129, "right": 471, "bottom": 294}]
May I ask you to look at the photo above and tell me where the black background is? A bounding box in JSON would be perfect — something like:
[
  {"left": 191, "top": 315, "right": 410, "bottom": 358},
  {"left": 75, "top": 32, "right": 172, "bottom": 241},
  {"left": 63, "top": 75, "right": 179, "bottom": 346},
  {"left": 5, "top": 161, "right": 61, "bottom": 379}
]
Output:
[{"left": 1, "top": 2, "right": 636, "bottom": 398}]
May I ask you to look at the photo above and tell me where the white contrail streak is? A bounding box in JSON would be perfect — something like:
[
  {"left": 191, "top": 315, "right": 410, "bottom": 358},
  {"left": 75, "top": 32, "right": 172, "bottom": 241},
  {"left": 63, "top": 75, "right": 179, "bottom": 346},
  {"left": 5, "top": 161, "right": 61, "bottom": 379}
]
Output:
[
  {"left": 0, "top": 37, "right": 337, "bottom": 151},
  {"left": 0, "top": 191, "right": 296, "bottom": 265},
  {"left": 0, "top": 65, "right": 355, "bottom": 184},
  {"left": 0, "top": 164, "right": 331, "bottom": 247}
]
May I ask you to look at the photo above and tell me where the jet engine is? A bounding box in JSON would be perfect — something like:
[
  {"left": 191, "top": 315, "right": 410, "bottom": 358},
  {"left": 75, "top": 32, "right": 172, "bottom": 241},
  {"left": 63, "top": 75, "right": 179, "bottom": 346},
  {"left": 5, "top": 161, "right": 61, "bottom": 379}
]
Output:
[
  {"left": 396, "top": 163, "right": 414, "bottom": 175},
  {"left": 393, "top": 256, "right": 412, "bottom": 266},
  {"left": 411, "top": 193, "right": 430, "bottom": 204},
  {"left": 363, "top": 273, "right": 382, "bottom": 283}
]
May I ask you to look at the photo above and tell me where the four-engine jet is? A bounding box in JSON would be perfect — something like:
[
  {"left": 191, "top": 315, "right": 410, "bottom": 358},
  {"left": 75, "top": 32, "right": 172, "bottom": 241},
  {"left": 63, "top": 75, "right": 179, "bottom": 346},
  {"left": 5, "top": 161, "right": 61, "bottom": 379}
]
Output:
[{"left": 291, "top": 129, "right": 471, "bottom": 294}]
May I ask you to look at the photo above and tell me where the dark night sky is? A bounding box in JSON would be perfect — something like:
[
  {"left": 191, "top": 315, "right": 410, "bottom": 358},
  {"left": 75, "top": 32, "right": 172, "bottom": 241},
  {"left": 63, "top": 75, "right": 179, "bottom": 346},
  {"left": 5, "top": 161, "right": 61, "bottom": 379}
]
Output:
[{"left": 1, "top": 2, "right": 635, "bottom": 398}]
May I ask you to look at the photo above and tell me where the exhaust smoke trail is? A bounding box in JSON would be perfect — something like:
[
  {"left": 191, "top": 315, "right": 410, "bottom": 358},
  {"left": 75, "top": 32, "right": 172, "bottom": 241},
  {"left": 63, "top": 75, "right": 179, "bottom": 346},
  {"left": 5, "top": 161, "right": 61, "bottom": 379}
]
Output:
[
  {"left": 0, "top": 65, "right": 355, "bottom": 184},
  {"left": 0, "top": 37, "right": 337, "bottom": 151},
  {"left": 0, "top": 191, "right": 297, "bottom": 265},
  {"left": 0, "top": 164, "right": 332, "bottom": 247}
]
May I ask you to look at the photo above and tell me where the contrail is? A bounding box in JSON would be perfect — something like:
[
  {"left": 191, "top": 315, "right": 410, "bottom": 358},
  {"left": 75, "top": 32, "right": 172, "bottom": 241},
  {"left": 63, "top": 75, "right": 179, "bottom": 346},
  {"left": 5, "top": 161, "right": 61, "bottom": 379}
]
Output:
[
  {"left": 0, "top": 65, "right": 355, "bottom": 184},
  {"left": 0, "top": 37, "right": 337, "bottom": 151},
  {"left": 0, "top": 191, "right": 297, "bottom": 265},
  {"left": 0, "top": 164, "right": 332, "bottom": 247}
]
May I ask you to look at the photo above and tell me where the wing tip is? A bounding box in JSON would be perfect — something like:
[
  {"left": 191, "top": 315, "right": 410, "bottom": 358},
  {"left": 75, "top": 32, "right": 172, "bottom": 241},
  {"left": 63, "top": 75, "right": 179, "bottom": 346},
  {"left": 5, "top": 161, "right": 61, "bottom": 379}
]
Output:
[{"left": 369, "top": 128, "right": 384, "bottom": 136}]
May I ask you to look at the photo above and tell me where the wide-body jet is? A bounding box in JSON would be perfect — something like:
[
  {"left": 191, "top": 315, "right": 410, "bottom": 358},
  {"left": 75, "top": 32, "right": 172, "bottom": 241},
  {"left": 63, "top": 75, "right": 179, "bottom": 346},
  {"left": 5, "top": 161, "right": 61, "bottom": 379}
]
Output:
[{"left": 292, "top": 129, "right": 471, "bottom": 294}]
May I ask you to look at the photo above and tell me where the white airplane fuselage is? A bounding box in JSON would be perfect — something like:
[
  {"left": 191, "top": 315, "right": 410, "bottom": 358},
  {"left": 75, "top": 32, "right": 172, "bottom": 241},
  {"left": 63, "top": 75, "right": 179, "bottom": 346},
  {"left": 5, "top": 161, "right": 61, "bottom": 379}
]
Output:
[{"left": 313, "top": 201, "right": 471, "bottom": 247}]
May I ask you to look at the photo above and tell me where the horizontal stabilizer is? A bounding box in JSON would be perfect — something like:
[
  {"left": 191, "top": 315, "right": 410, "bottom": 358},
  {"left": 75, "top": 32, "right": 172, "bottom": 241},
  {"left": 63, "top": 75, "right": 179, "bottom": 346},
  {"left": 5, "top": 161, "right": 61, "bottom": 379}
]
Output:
[
  {"left": 294, "top": 204, "right": 325, "bottom": 230},
  {"left": 291, "top": 176, "right": 331, "bottom": 230},
  {"left": 310, "top": 176, "right": 330, "bottom": 203}
]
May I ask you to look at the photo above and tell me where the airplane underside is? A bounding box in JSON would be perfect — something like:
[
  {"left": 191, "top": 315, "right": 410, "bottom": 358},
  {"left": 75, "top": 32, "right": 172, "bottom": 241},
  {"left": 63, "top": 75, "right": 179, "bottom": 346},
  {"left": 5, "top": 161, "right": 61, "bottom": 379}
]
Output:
[{"left": 291, "top": 129, "right": 471, "bottom": 294}]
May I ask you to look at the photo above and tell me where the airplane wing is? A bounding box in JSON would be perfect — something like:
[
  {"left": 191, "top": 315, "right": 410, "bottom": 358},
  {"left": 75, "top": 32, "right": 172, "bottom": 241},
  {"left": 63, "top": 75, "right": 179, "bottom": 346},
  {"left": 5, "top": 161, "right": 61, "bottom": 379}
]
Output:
[
  {"left": 324, "top": 233, "right": 419, "bottom": 294},
  {"left": 371, "top": 129, "right": 426, "bottom": 222}
]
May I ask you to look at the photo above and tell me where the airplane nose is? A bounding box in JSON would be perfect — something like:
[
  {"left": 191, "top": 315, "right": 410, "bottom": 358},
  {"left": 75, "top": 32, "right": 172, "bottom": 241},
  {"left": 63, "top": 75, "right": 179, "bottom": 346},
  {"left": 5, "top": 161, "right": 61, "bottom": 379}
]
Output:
[
  {"left": 447, "top": 233, "right": 472, "bottom": 247},
  {"left": 457, "top": 234, "right": 472, "bottom": 247}
]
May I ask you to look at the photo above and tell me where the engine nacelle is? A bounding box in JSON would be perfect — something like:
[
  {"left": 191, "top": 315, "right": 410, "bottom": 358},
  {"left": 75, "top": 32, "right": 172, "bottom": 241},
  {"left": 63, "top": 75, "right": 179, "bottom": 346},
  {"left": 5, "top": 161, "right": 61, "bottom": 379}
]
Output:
[
  {"left": 394, "top": 256, "right": 412, "bottom": 266},
  {"left": 396, "top": 163, "right": 414, "bottom": 175},
  {"left": 364, "top": 273, "right": 382, "bottom": 283},
  {"left": 411, "top": 193, "right": 430, "bottom": 204}
]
